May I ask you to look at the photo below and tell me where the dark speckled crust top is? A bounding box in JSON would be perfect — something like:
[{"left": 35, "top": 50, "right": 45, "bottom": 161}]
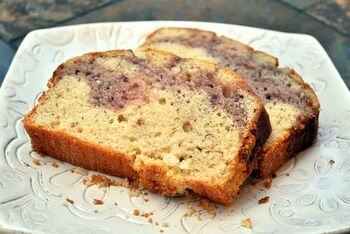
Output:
[
  {"left": 53, "top": 51, "right": 250, "bottom": 127},
  {"left": 144, "top": 31, "right": 315, "bottom": 113}
]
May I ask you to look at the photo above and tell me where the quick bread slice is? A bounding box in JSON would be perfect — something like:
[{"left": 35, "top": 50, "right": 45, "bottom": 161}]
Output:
[
  {"left": 23, "top": 49, "right": 271, "bottom": 205},
  {"left": 141, "top": 27, "right": 320, "bottom": 178}
]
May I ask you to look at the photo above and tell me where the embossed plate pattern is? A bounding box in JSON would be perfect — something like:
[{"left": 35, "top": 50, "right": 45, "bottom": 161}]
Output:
[{"left": 0, "top": 21, "right": 350, "bottom": 234}]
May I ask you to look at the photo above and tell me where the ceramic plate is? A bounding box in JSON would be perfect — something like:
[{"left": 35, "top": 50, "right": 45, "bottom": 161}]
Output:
[{"left": 1, "top": 21, "right": 350, "bottom": 234}]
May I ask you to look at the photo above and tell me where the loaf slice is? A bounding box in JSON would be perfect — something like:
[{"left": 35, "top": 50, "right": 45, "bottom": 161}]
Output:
[
  {"left": 141, "top": 27, "right": 320, "bottom": 178},
  {"left": 23, "top": 49, "right": 271, "bottom": 205}
]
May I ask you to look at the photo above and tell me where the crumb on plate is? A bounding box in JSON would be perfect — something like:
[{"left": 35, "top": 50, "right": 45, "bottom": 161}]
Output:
[
  {"left": 241, "top": 218, "right": 252, "bottom": 228},
  {"left": 84, "top": 174, "right": 129, "bottom": 188},
  {"left": 66, "top": 198, "right": 74, "bottom": 204},
  {"left": 71, "top": 167, "right": 88, "bottom": 176},
  {"left": 199, "top": 199, "right": 215, "bottom": 215},
  {"left": 258, "top": 196, "right": 270, "bottom": 204},
  {"left": 93, "top": 199, "right": 104, "bottom": 205},
  {"left": 133, "top": 209, "right": 140, "bottom": 216}
]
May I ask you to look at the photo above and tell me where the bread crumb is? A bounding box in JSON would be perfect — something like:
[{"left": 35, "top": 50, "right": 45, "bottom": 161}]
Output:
[
  {"left": 71, "top": 167, "right": 88, "bottom": 176},
  {"left": 241, "top": 218, "right": 252, "bottom": 228},
  {"left": 94, "top": 210, "right": 98, "bottom": 213},
  {"left": 160, "top": 230, "right": 164, "bottom": 233},
  {"left": 93, "top": 199, "right": 104, "bottom": 205},
  {"left": 148, "top": 218, "right": 153, "bottom": 223},
  {"left": 258, "top": 196, "right": 270, "bottom": 204},
  {"left": 33, "top": 159, "right": 41, "bottom": 166},
  {"left": 286, "top": 173, "right": 290, "bottom": 176},
  {"left": 84, "top": 174, "right": 129, "bottom": 188},
  {"left": 66, "top": 198, "right": 74, "bottom": 204},
  {"left": 91, "top": 174, "right": 111, "bottom": 186},
  {"left": 199, "top": 199, "right": 215, "bottom": 215},
  {"left": 263, "top": 178, "right": 272, "bottom": 189},
  {"left": 82, "top": 178, "right": 88, "bottom": 185},
  {"left": 127, "top": 180, "right": 141, "bottom": 196},
  {"left": 183, "top": 198, "right": 215, "bottom": 220},
  {"left": 155, "top": 222, "right": 159, "bottom": 226},
  {"left": 133, "top": 209, "right": 140, "bottom": 216},
  {"left": 51, "top": 162, "right": 59, "bottom": 168},
  {"left": 183, "top": 207, "right": 194, "bottom": 217},
  {"left": 139, "top": 211, "right": 154, "bottom": 219},
  {"left": 329, "top": 159, "right": 335, "bottom": 165},
  {"left": 183, "top": 205, "right": 201, "bottom": 220},
  {"left": 129, "top": 189, "right": 141, "bottom": 197},
  {"left": 115, "top": 178, "right": 130, "bottom": 187}
]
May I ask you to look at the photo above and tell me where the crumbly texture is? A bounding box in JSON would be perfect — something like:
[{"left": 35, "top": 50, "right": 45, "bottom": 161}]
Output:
[
  {"left": 258, "top": 196, "right": 270, "bottom": 204},
  {"left": 241, "top": 218, "right": 253, "bottom": 229},
  {"left": 83, "top": 174, "right": 130, "bottom": 188},
  {"left": 141, "top": 27, "right": 320, "bottom": 178},
  {"left": 23, "top": 49, "right": 271, "bottom": 205},
  {"left": 263, "top": 177, "right": 272, "bottom": 189},
  {"left": 198, "top": 199, "right": 215, "bottom": 216}
]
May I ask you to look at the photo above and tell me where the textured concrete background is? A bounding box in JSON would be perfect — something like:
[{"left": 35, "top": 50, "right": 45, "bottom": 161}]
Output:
[{"left": 0, "top": 0, "right": 349, "bottom": 88}]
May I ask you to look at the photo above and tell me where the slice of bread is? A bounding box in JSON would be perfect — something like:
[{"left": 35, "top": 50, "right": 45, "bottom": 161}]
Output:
[
  {"left": 141, "top": 27, "right": 320, "bottom": 178},
  {"left": 23, "top": 49, "right": 271, "bottom": 205}
]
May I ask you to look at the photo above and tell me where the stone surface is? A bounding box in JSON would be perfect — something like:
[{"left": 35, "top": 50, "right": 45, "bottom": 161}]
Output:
[
  {"left": 280, "top": 0, "right": 323, "bottom": 10},
  {"left": 307, "top": 0, "right": 350, "bottom": 36},
  {"left": 0, "top": 0, "right": 114, "bottom": 41},
  {"left": 0, "top": 39, "right": 14, "bottom": 85},
  {"left": 62, "top": 0, "right": 350, "bottom": 88},
  {"left": 0, "top": 0, "right": 349, "bottom": 88}
]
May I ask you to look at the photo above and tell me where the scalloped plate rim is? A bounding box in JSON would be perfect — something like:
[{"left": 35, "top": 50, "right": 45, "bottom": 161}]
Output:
[{"left": 1, "top": 21, "right": 350, "bottom": 234}]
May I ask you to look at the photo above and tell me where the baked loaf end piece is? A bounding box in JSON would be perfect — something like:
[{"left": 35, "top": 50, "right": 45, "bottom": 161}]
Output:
[
  {"left": 23, "top": 49, "right": 271, "bottom": 205},
  {"left": 141, "top": 27, "right": 320, "bottom": 178}
]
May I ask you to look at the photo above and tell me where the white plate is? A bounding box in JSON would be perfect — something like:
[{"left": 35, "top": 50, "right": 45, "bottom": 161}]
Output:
[{"left": 0, "top": 21, "right": 350, "bottom": 234}]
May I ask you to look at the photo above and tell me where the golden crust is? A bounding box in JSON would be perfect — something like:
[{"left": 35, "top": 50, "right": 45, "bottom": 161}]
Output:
[
  {"left": 23, "top": 49, "right": 271, "bottom": 205},
  {"left": 23, "top": 122, "right": 138, "bottom": 179},
  {"left": 142, "top": 27, "right": 320, "bottom": 178},
  {"left": 254, "top": 107, "right": 319, "bottom": 178},
  {"left": 136, "top": 163, "right": 184, "bottom": 197},
  {"left": 253, "top": 69, "right": 319, "bottom": 178}
]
